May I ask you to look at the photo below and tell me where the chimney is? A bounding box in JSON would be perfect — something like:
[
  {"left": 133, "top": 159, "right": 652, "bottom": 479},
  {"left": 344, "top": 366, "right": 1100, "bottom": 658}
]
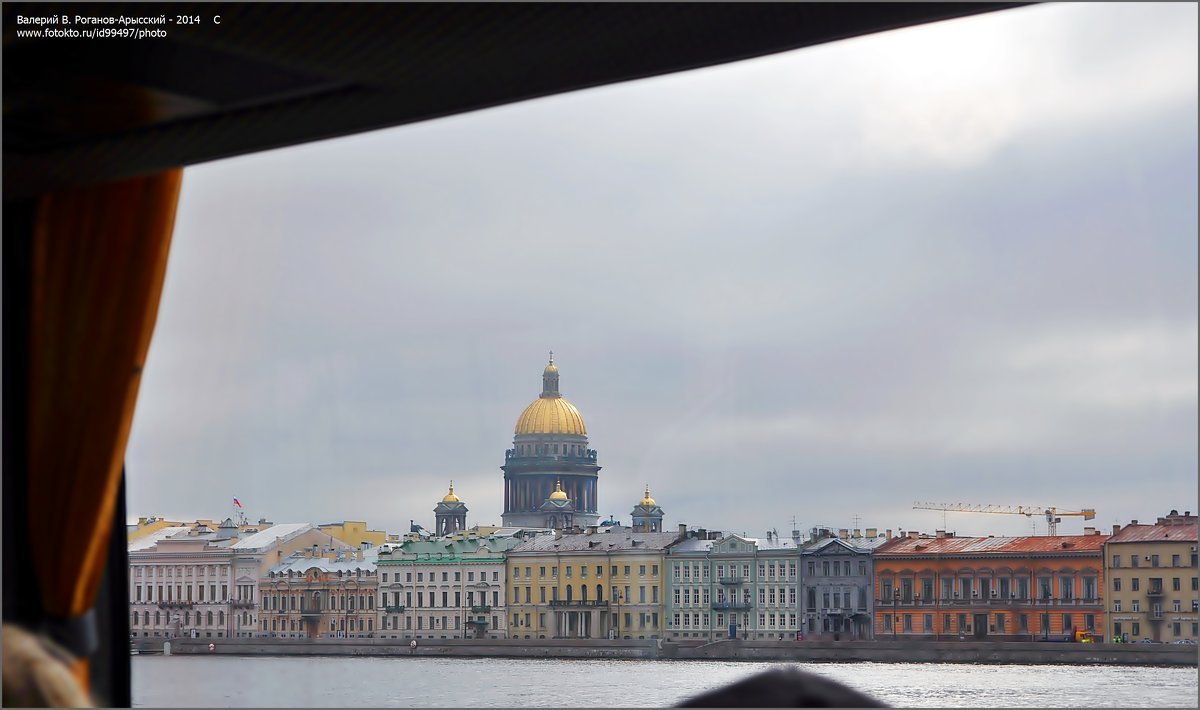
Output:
[
  {"left": 1112, "top": 524, "right": 1121, "bottom": 535},
  {"left": 852, "top": 529, "right": 861, "bottom": 538},
  {"left": 1083, "top": 527, "right": 1095, "bottom": 536},
  {"left": 936, "top": 530, "right": 946, "bottom": 538},
  {"left": 866, "top": 528, "right": 877, "bottom": 538},
  {"left": 586, "top": 526, "right": 597, "bottom": 535},
  {"left": 885, "top": 529, "right": 892, "bottom": 540},
  {"left": 838, "top": 529, "right": 849, "bottom": 540},
  {"left": 678, "top": 523, "right": 688, "bottom": 539},
  {"left": 1131, "top": 520, "right": 1138, "bottom": 525},
  {"left": 907, "top": 530, "right": 919, "bottom": 539},
  {"left": 357, "top": 549, "right": 364, "bottom": 561},
  {"left": 554, "top": 529, "right": 563, "bottom": 541}
]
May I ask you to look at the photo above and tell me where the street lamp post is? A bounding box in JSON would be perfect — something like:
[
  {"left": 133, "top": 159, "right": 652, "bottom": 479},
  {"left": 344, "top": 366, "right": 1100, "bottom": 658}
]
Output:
[
  {"left": 893, "top": 589, "right": 900, "bottom": 640},
  {"left": 613, "top": 589, "right": 622, "bottom": 640}
]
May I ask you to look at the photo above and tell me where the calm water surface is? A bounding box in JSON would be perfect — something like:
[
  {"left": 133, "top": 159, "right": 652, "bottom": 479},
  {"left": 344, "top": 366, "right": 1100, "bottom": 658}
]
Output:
[{"left": 132, "top": 656, "right": 1198, "bottom": 708}]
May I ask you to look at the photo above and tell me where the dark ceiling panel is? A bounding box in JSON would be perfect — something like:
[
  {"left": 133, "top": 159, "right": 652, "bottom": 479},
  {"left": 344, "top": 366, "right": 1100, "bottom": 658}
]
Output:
[{"left": 3, "top": 2, "right": 1030, "bottom": 198}]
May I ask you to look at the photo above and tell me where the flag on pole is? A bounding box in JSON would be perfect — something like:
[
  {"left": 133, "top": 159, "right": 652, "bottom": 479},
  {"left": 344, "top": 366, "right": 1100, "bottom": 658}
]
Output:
[{"left": 233, "top": 498, "right": 243, "bottom": 508}]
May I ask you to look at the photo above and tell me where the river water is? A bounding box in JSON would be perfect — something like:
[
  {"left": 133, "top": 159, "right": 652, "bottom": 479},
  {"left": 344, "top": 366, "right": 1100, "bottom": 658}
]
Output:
[{"left": 132, "top": 656, "right": 1197, "bottom": 707}]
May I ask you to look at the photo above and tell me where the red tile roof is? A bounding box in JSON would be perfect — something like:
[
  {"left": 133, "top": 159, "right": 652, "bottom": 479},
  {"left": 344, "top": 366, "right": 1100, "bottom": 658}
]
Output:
[
  {"left": 875, "top": 534, "right": 1107, "bottom": 557},
  {"left": 1108, "top": 522, "right": 1198, "bottom": 544}
]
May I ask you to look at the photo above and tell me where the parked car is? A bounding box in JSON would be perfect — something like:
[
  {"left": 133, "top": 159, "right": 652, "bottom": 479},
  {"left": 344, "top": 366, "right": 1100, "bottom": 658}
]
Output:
[{"left": 1171, "top": 639, "right": 1196, "bottom": 645}]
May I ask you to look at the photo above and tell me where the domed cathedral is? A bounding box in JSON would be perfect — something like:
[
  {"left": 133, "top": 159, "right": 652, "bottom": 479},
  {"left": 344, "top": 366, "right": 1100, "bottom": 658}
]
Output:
[
  {"left": 434, "top": 481, "right": 468, "bottom": 536},
  {"left": 631, "top": 485, "right": 664, "bottom": 532},
  {"left": 502, "top": 354, "right": 601, "bottom": 528}
]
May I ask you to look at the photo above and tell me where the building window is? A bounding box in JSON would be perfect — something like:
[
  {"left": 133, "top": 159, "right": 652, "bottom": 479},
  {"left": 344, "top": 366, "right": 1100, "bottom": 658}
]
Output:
[
  {"left": 1173, "top": 578, "right": 1182, "bottom": 591},
  {"left": 1132, "top": 578, "right": 1140, "bottom": 592},
  {"left": 1112, "top": 554, "right": 1120, "bottom": 568},
  {"left": 1113, "top": 578, "right": 1121, "bottom": 592}
]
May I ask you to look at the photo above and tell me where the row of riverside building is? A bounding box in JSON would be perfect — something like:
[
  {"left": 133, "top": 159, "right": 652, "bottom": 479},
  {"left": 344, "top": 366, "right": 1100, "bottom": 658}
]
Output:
[
  {"left": 127, "top": 505, "right": 1199, "bottom": 645},
  {"left": 128, "top": 357, "right": 1199, "bottom": 645}
]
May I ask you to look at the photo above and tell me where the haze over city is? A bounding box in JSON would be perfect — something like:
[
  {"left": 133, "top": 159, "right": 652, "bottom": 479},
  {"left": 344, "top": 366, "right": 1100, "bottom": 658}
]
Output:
[{"left": 126, "top": 2, "right": 1197, "bottom": 540}]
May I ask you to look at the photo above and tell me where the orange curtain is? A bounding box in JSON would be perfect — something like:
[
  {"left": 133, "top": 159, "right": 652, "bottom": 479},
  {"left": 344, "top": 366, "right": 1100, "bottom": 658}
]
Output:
[{"left": 28, "top": 170, "right": 183, "bottom": 687}]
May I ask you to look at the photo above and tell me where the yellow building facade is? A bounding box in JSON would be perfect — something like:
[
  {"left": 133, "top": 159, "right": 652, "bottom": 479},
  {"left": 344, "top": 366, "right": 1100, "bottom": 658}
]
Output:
[
  {"left": 1105, "top": 510, "right": 1198, "bottom": 643},
  {"left": 318, "top": 521, "right": 388, "bottom": 549},
  {"left": 506, "top": 529, "right": 679, "bottom": 639}
]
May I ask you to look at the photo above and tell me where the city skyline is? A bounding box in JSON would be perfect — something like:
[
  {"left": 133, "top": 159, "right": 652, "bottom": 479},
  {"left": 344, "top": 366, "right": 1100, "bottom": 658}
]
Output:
[{"left": 125, "top": 3, "right": 1197, "bottom": 540}]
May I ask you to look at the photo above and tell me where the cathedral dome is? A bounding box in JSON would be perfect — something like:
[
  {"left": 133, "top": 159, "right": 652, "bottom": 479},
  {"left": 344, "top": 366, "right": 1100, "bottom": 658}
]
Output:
[
  {"left": 549, "top": 480, "right": 569, "bottom": 501},
  {"left": 442, "top": 482, "right": 460, "bottom": 503},
  {"left": 514, "top": 354, "right": 588, "bottom": 436},
  {"left": 515, "top": 397, "right": 587, "bottom": 436}
]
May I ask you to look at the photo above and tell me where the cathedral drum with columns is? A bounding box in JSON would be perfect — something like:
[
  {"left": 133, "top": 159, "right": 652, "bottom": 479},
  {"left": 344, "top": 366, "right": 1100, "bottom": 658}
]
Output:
[{"left": 501, "top": 356, "right": 600, "bottom": 528}]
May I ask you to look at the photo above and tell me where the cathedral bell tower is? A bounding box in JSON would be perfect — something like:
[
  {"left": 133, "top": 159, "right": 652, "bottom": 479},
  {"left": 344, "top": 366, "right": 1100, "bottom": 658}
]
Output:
[{"left": 434, "top": 482, "right": 468, "bottom": 536}]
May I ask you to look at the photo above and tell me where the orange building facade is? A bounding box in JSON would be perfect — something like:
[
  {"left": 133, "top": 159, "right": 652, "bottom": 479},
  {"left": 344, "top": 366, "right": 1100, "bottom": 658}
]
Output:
[{"left": 873, "top": 532, "right": 1107, "bottom": 642}]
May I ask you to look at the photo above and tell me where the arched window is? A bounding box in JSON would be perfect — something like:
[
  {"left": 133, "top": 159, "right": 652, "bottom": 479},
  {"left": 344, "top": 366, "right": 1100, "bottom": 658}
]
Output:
[
  {"left": 566, "top": 585, "right": 573, "bottom": 602},
  {"left": 208, "top": 611, "right": 214, "bottom": 625},
  {"left": 219, "top": 611, "right": 225, "bottom": 625},
  {"left": 581, "top": 586, "right": 588, "bottom": 602},
  {"left": 597, "top": 584, "right": 603, "bottom": 602}
]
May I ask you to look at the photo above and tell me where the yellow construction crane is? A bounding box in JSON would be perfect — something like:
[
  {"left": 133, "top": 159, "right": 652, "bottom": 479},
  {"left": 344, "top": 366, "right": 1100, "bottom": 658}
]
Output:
[{"left": 911, "top": 502, "right": 1096, "bottom": 536}]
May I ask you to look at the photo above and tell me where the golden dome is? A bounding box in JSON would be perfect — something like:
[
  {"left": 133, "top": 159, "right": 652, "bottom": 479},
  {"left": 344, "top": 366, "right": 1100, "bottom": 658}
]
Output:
[
  {"left": 640, "top": 485, "right": 656, "bottom": 507},
  {"left": 515, "top": 354, "right": 587, "bottom": 436},
  {"left": 549, "top": 480, "right": 569, "bottom": 501},
  {"left": 515, "top": 396, "right": 587, "bottom": 436},
  {"left": 442, "top": 482, "right": 460, "bottom": 503}
]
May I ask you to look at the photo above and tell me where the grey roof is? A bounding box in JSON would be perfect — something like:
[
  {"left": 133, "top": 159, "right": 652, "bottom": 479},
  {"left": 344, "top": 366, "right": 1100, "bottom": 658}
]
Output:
[
  {"left": 802, "top": 535, "right": 892, "bottom": 554},
  {"left": 269, "top": 549, "right": 379, "bottom": 576},
  {"left": 510, "top": 530, "right": 681, "bottom": 553},
  {"left": 669, "top": 538, "right": 715, "bottom": 553},
  {"left": 230, "top": 523, "right": 314, "bottom": 551}
]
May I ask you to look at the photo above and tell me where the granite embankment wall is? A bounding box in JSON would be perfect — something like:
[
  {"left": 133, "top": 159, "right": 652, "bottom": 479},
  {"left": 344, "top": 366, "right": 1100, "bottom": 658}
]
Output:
[{"left": 162, "top": 637, "right": 1198, "bottom": 666}]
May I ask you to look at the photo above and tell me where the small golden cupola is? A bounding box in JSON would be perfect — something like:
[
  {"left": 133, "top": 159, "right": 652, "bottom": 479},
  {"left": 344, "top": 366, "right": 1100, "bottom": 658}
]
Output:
[
  {"left": 442, "top": 481, "right": 460, "bottom": 503},
  {"left": 549, "top": 480, "right": 569, "bottom": 501},
  {"left": 640, "top": 485, "right": 656, "bottom": 507}
]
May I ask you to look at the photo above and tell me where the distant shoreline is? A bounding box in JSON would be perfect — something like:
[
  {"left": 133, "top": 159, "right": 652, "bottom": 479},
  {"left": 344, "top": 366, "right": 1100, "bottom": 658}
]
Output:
[{"left": 142, "top": 637, "right": 1198, "bottom": 667}]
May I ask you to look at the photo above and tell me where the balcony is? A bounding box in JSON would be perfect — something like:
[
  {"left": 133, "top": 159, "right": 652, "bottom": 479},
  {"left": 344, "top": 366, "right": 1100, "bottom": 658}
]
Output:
[
  {"left": 157, "top": 601, "right": 194, "bottom": 610},
  {"left": 1150, "top": 610, "right": 1165, "bottom": 620},
  {"left": 1146, "top": 587, "right": 1165, "bottom": 598},
  {"left": 470, "top": 605, "right": 491, "bottom": 613},
  {"left": 711, "top": 601, "right": 754, "bottom": 610},
  {"left": 548, "top": 599, "right": 607, "bottom": 607},
  {"left": 384, "top": 606, "right": 405, "bottom": 614},
  {"left": 230, "top": 600, "right": 255, "bottom": 609},
  {"left": 719, "top": 577, "right": 747, "bottom": 585},
  {"left": 466, "top": 618, "right": 489, "bottom": 626}
]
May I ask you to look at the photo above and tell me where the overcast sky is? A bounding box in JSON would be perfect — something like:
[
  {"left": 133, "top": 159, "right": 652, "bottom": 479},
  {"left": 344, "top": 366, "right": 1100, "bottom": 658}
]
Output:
[{"left": 126, "top": 3, "right": 1197, "bottom": 541}]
